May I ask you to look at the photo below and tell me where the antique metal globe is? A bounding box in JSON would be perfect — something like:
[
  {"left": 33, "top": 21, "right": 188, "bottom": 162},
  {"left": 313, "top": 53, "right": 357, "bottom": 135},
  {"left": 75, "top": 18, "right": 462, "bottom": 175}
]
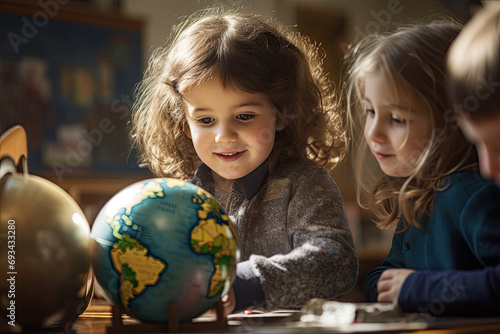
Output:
[{"left": 0, "top": 126, "right": 93, "bottom": 331}]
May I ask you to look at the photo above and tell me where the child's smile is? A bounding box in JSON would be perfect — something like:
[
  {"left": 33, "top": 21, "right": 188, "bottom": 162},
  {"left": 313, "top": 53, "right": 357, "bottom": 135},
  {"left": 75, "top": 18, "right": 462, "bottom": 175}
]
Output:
[
  {"left": 215, "top": 150, "right": 247, "bottom": 162},
  {"left": 183, "top": 75, "right": 280, "bottom": 188}
]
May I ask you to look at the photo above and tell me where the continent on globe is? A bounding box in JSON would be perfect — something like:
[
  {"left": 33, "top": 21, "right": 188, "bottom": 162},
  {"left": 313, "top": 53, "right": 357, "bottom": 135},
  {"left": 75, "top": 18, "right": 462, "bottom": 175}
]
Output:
[
  {"left": 190, "top": 190, "right": 238, "bottom": 298},
  {"left": 111, "top": 235, "right": 166, "bottom": 310}
]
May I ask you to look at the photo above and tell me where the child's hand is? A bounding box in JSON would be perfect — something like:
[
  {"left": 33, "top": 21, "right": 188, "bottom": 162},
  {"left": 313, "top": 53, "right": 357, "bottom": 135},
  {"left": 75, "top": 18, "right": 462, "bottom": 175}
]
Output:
[
  {"left": 222, "top": 288, "right": 236, "bottom": 317},
  {"left": 376, "top": 268, "right": 415, "bottom": 305}
]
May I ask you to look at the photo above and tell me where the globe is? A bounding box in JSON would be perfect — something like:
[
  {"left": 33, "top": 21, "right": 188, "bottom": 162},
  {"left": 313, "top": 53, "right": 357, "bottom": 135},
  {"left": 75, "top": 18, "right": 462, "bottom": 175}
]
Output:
[
  {"left": 0, "top": 172, "right": 93, "bottom": 331},
  {"left": 90, "top": 178, "right": 239, "bottom": 322}
]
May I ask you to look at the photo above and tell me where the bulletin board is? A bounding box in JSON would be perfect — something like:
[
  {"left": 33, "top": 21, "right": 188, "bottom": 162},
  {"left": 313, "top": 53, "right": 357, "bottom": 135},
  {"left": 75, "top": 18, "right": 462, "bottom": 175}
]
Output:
[{"left": 0, "top": 1, "right": 145, "bottom": 180}]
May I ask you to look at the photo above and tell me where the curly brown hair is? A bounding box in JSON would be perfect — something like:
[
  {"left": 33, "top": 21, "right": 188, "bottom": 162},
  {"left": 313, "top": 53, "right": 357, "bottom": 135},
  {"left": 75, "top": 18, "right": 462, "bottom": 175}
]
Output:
[
  {"left": 345, "top": 21, "right": 478, "bottom": 231},
  {"left": 131, "top": 7, "right": 346, "bottom": 180}
]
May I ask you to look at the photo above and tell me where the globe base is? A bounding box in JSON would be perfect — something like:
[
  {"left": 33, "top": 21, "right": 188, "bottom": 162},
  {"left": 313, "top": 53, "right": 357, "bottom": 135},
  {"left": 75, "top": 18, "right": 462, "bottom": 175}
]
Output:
[{"left": 106, "top": 301, "right": 227, "bottom": 333}]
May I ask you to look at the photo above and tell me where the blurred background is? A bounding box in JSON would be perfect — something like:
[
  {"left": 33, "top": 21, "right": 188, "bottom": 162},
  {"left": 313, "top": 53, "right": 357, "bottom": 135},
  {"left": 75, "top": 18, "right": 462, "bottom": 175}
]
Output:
[{"left": 0, "top": 0, "right": 482, "bottom": 301}]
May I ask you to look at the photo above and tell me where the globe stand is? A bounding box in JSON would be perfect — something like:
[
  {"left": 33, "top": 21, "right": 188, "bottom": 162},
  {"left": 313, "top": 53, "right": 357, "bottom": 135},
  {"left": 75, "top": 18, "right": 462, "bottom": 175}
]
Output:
[{"left": 106, "top": 301, "right": 227, "bottom": 333}]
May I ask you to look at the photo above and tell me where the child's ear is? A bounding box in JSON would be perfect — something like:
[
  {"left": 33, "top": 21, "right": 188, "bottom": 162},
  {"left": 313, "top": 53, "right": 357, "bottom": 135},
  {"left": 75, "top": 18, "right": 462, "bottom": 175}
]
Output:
[
  {"left": 183, "top": 122, "right": 192, "bottom": 139},
  {"left": 274, "top": 107, "right": 286, "bottom": 131},
  {"left": 276, "top": 120, "right": 285, "bottom": 131}
]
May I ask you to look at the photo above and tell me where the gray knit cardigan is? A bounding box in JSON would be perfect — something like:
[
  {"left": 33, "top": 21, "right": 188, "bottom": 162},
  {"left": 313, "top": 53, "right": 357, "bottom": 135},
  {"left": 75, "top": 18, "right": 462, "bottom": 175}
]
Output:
[{"left": 190, "top": 158, "right": 358, "bottom": 310}]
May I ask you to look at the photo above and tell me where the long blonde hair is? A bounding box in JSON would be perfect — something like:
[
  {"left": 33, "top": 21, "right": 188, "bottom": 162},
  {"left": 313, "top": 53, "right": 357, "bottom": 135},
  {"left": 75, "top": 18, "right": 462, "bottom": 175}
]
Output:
[
  {"left": 131, "top": 7, "right": 346, "bottom": 180},
  {"left": 345, "top": 21, "right": 478, "bottom": 231}
]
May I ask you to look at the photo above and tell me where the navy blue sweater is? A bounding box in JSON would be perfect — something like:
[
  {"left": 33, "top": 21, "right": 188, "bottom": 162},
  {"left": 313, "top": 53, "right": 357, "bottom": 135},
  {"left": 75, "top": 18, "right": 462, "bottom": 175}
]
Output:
[{"left": 364, "top": 171, "right": 500, "bottom": 316}]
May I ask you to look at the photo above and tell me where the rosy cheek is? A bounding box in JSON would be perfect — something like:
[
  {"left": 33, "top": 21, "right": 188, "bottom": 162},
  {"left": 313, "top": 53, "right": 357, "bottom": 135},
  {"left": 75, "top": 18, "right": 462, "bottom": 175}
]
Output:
[{"left": 252, "top": 127, "right": 275, "bottom": 147}]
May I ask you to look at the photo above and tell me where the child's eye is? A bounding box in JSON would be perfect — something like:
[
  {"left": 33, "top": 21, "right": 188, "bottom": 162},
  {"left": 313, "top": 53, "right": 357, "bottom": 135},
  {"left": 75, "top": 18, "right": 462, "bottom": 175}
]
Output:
[
  {"left": 236, "top": 114, "right": 255, "bottom": 121},
  {"left": 391, "top": 116, "right": 406, "bottom": 125},
  {"left": 365, "top": 109, "right": 375, "bottom": 116},
  {"left": 196, "top": 117, "right": 214, "bottom": 125}
]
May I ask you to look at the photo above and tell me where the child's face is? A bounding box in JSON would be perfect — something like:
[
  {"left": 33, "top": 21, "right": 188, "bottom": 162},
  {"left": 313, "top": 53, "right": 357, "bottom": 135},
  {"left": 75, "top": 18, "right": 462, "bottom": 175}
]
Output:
[
  {"left": 363, "top": 70, "right": 433, "bottom": 177},
  {"left": 183, "top": 75, "right": 279, "bottom": 183},
  {"left": 460, "top": 114, "right": 500, "bottom": 183}
]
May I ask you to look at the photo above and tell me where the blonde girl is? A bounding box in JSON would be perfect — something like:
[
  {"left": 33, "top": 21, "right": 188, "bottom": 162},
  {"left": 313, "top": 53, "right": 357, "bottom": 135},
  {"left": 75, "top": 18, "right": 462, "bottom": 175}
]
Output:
[
  {"left": 346, "top": 21, "right": 500, "bottom": 316},
  {"left": 132, "top": 7, "right": 357, "bottom": 315}
]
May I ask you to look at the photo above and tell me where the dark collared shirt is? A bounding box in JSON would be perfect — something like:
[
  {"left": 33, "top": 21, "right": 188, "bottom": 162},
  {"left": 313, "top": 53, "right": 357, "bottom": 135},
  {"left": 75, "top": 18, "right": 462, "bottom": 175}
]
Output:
[{"left": 192, "top": 160, "right": 269, "bottom": 200}]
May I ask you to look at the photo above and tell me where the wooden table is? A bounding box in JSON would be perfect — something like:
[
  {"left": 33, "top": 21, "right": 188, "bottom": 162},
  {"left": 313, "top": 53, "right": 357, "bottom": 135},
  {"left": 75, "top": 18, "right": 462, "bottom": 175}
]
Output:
[{"left": 64, "top": 299, "right": 500, "bottom": 334}]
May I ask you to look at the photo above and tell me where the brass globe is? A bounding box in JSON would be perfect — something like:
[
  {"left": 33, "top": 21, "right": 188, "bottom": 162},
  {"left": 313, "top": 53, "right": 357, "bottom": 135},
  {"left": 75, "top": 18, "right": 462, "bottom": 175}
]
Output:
[{"left": 0, "top": 170, "right": 93, "bottom": 331}]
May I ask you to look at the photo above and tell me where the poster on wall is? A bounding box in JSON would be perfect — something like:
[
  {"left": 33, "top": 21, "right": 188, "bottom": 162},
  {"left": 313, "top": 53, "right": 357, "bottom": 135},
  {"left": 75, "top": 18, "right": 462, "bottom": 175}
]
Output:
[{"left": 0, "top": 2, "right": 145, "bottom": 181}]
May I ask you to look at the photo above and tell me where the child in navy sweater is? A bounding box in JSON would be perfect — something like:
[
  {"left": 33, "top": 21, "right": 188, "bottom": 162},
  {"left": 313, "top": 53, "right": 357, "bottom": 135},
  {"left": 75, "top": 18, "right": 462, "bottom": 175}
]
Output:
[{"left": 346, "top": 20, "right": 500, "bottom": 316}]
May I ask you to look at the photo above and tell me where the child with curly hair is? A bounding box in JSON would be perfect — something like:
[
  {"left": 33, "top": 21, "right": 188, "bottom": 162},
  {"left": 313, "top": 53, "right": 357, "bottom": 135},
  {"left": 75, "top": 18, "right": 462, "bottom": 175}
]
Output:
[
  {"left": 131, "top": 8, "right": 357, "bottom": 315},
  {"left": 345, "top": 21, "right": 500, "bottom": 316}
]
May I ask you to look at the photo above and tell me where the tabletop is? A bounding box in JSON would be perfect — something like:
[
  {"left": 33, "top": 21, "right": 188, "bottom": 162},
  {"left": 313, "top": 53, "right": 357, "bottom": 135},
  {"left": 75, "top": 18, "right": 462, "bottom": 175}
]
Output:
[{"left": 61, "top": 299, "right": 500, "bottom": 334}]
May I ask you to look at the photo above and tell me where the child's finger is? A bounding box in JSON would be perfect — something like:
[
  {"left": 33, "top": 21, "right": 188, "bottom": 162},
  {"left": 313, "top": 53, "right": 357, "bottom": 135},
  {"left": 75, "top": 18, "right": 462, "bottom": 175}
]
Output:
[
  {"left": 377, "top": 277, "right": 391, "bottom": 294},
  {"left": 379, "top": 269, "right": 395, "bottom": 280},
  {"left": 377, "top": 289, "right": 395, "bottom": 303}
]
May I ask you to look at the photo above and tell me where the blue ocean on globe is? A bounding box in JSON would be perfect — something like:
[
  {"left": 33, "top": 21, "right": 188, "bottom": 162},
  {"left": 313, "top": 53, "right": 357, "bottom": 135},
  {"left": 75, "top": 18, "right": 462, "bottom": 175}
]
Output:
[{"left": 90, "top": 178, "right": 239, "bottom": 322}]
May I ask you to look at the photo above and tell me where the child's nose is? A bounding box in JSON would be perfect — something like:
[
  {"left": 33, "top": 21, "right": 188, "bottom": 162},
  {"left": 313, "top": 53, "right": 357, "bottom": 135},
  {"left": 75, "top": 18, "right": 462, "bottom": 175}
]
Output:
[
  {"left": 479, "top": 146, "right": 500, "bottom": 181},
  {"left": 365, "top": 118, "right": 386, "bottom": 143},
  {"left": 215, "top": 123, "right": 238, "bottom": 143}
]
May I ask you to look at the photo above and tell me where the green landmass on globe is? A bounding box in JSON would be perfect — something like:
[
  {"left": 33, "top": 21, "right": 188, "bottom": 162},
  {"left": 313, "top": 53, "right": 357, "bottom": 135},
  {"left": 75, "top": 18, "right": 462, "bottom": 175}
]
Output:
[
  {"left": 111, "top": 235, "right": 166, "bottom": 310},
  {"left": 190, "top": 191, "right": 238, "bottom": 297}
]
